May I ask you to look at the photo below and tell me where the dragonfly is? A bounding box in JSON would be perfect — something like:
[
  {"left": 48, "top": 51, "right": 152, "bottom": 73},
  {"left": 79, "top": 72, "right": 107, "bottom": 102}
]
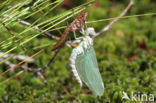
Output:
[{"left": 69, "top": 29, "right": 104, "bottom": 96}]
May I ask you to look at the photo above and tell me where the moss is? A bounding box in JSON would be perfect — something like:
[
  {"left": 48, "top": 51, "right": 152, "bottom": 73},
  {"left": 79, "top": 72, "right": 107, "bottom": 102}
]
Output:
[{"left": 0, "top": 0, "right": 156, "bottom": 102}]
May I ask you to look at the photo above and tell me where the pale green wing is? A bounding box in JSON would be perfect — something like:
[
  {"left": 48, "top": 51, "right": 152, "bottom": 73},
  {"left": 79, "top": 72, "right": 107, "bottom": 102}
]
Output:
[{"left": 75, "top": 46, "right": 104, "bottom": 96}]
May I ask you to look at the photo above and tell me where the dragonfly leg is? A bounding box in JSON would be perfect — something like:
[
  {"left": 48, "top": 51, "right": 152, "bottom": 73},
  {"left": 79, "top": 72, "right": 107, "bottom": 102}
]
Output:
[
  {"left": 73, "top": 31, "right": 77, "bottom": 39},
  {"left": 84, "top": 21, "right": 88, "bottom": 30},
  {"left": 80, "top": 26, "right": 90, "bottom": 36},
  {"left": 73, "top": 31, "right": 84, "bottom": 42},
  {"left": 84, "top": 22, "right": 89, "bottom": 35},
  {"left": 86, "top": 36, "right": 93, "bottom": 46}
]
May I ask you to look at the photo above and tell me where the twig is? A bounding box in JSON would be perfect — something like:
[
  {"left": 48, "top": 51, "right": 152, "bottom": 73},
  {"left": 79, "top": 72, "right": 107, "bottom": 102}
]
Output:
[
  {"left": 39, "top": 49, "right": 59, "bottom": 72},
  {"left": 17, "top": 17, "right": 77, "bottom": 48},
  {"left": 93, "top": 0, "right": 134, "bottom": 38},
  {"left": 1, "top": 22, "right": 14, "bottom": 36},
  {"left": 39, "top": 9, "right": 63, "bottom": 36},
  {"left": 16, "top": 14, "right": 79, "bottom": 48},
  {"left": 0, "top": 21, "right": 28, "bottom": 51},
  {"left": 17, "top": 18, "right": 60, "bottom": 41},
  {"left": 2, "top": 14, "right": 60, "bottom": 41},
  {"left": 18, "top": 19, "right": 76, "bottom": 47},
  {"left": 0, "top": 49, "right": 44, "bottom": 77},
  {"left": 0, "top": 52, "right": 34, "bottom": 63},
  {"left": 37, "top": 72, "right": 51, "bottom": 88},
  {"left": 61, "top": 86, "right": 71, "bottom": 98},
  {"left": 3, "top": 60, "right": 50, "bottom": 87},
  {"left": 1, "top": 12, "right": 83, "bottom": 48}
]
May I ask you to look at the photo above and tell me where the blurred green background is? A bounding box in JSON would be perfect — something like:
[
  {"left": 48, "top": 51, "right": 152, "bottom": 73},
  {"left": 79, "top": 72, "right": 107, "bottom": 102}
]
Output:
[{"left": 0, "top": 0, "right": 156, "bottom": 102}]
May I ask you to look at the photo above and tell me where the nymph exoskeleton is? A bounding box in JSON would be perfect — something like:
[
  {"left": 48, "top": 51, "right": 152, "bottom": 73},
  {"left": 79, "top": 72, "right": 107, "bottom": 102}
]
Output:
[
  {"left": 52, "top": 12, "right": 88, "bottom": 51},
  {"left": 69, "top": 28, "right": 104, "bottom": 96}
]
